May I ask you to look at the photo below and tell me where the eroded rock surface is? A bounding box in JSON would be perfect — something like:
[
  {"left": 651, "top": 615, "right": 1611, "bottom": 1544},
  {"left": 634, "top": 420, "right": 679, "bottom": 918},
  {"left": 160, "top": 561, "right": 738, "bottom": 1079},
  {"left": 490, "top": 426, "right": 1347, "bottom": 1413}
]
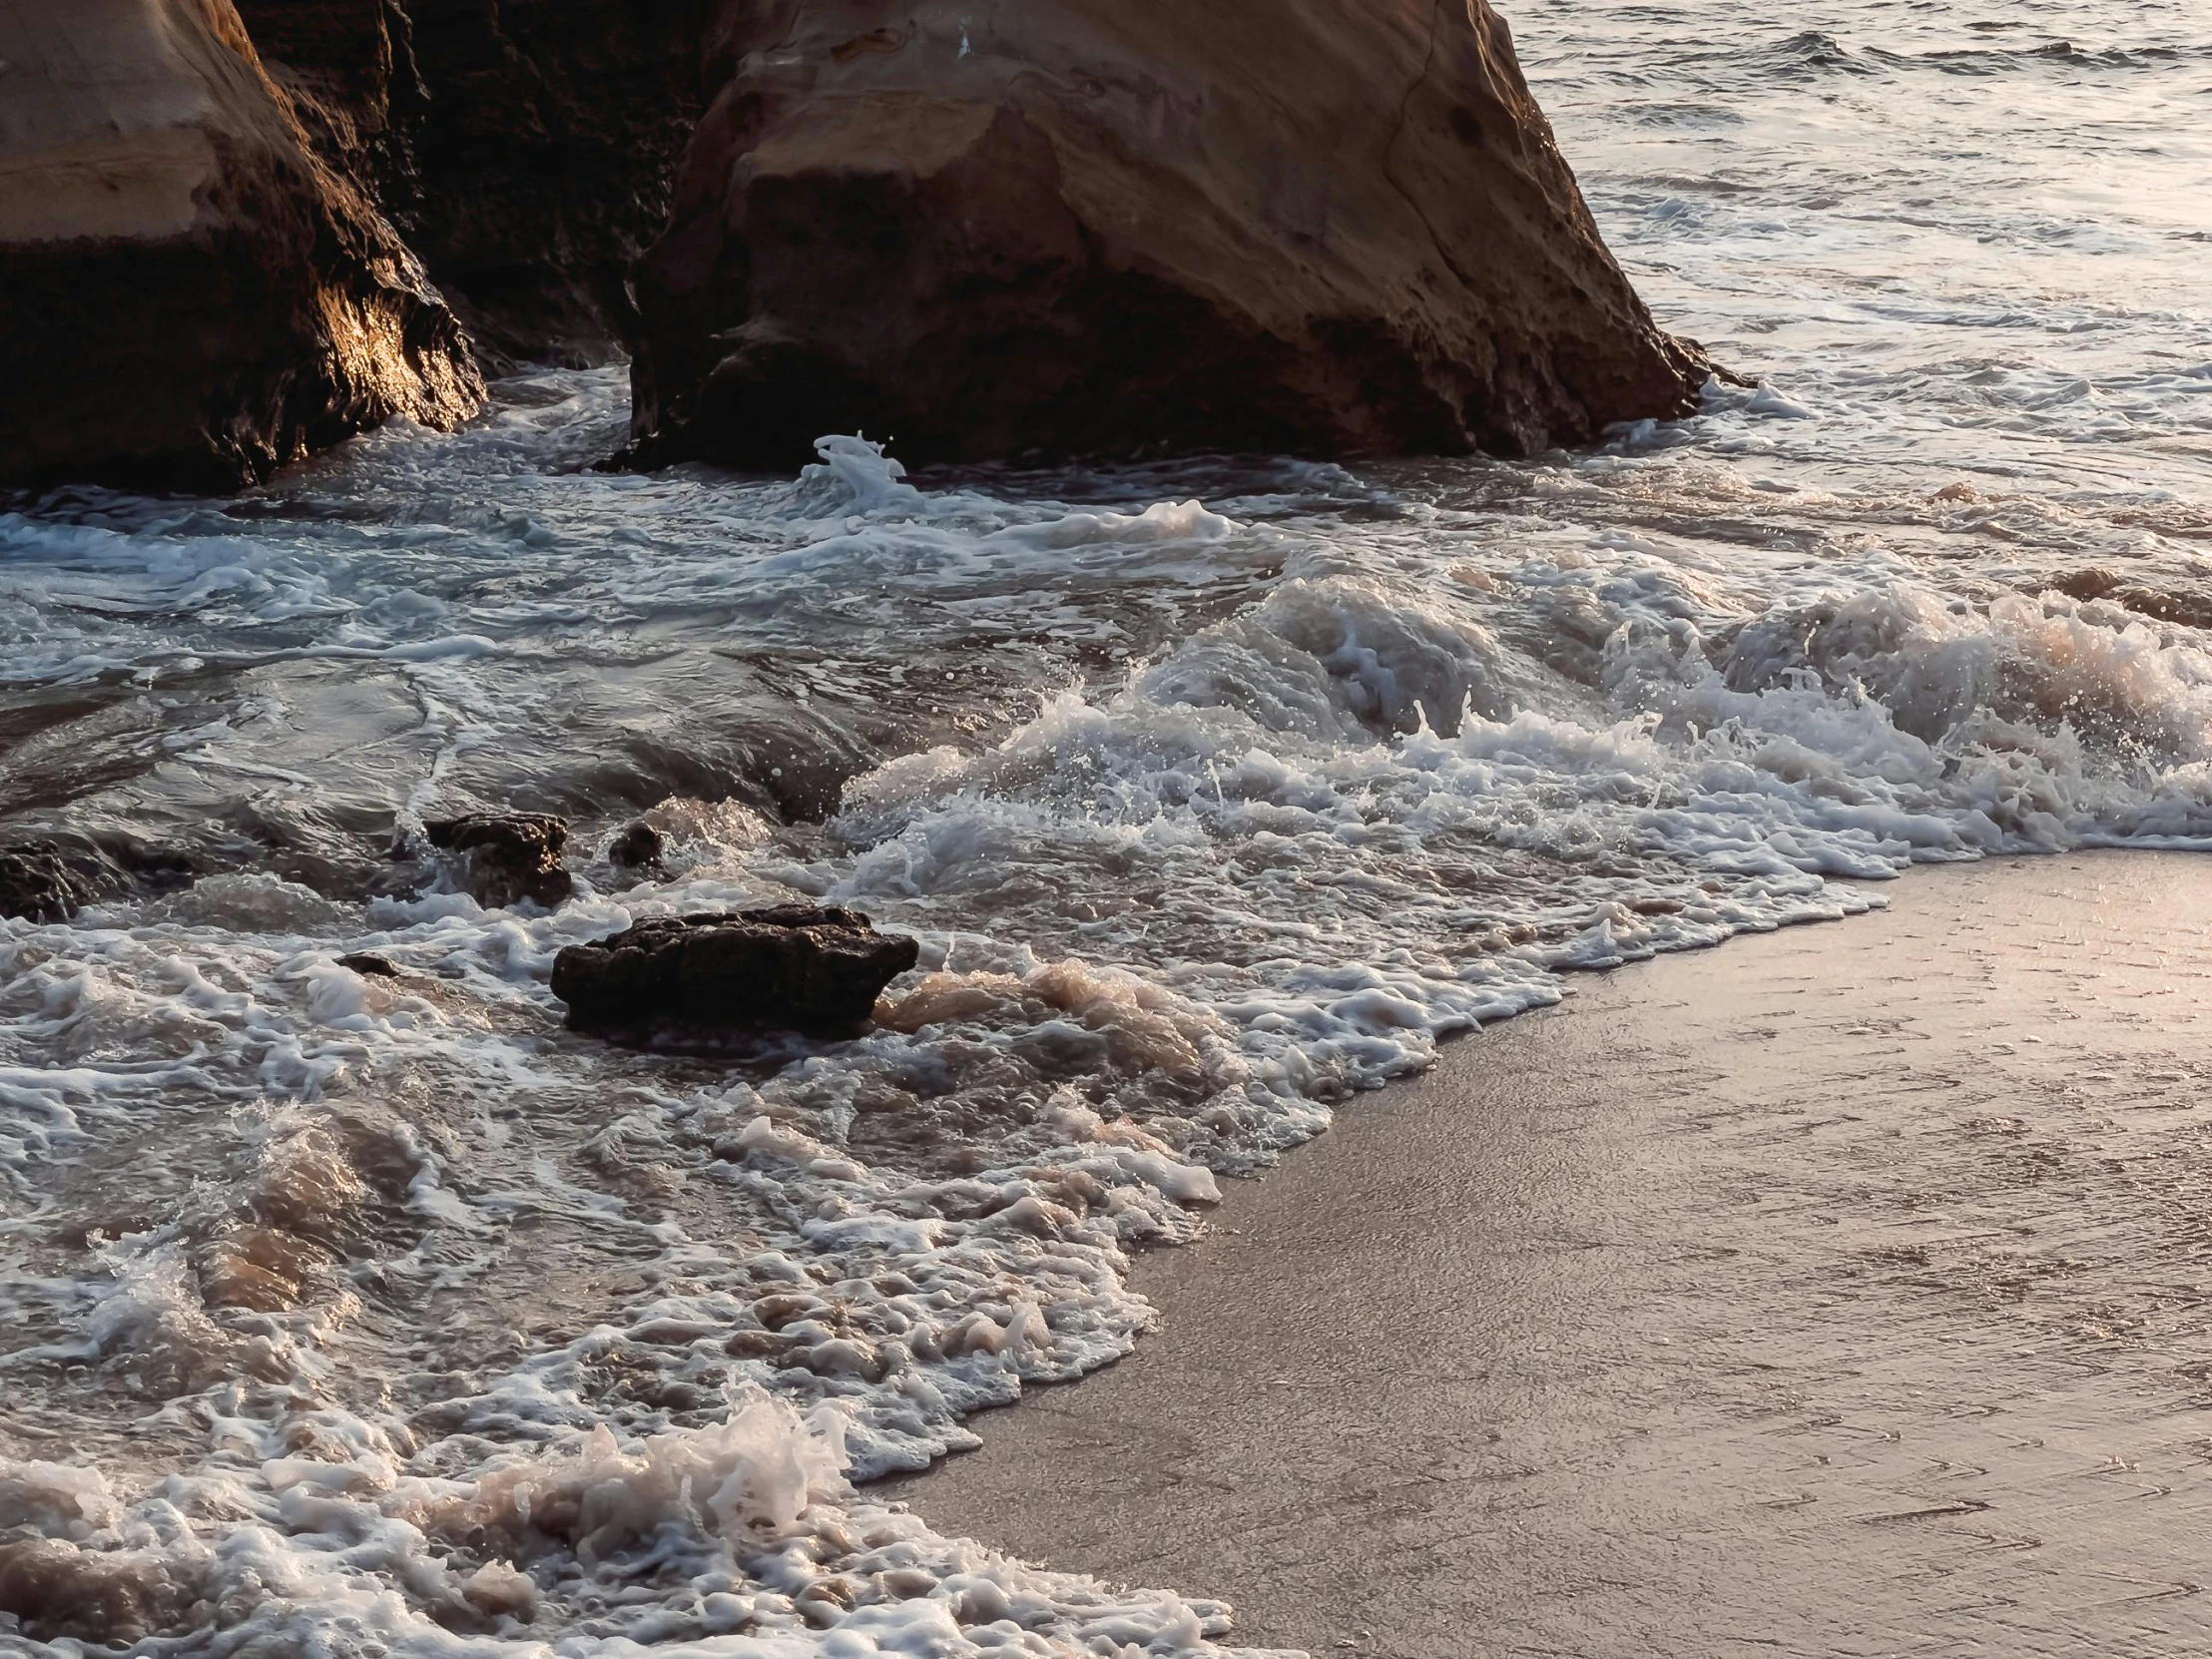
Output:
[
  {"left": 0, "top": 834, "right": 194, "bottom": 923},
  {"left": 0, "top": 0, "right": 482, "bottom": 492},
  {"left": 0, "top": 845, "right": 97, "bottom": 924},
  {"left": 551, "top": 905, "right": 920, "bottom": 1039},
  {"left": 628, "top": 0, "right": 1708, "bottom": 468},
  {"left": 423, "top": 813, "right": 574, "bottom": 909}
]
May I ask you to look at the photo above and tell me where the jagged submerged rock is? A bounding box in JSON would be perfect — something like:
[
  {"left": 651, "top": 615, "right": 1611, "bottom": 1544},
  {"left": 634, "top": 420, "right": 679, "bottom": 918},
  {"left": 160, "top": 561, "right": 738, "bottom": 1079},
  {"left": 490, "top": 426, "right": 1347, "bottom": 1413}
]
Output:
[
  {"left": 0, "top": 846, "right": 96, "bottom": 925},
  {"left": 627, "top": 0, "right": 1708, "bottom": 470},
  {"left": 423, "top": 814, "right": 574, "bottom": 909},
  {"left": 0, "top": 835, "right": 197, "bottom": 923},
  {"left": 551, "top": 906, "right": 920, "bottom": 1040},
  {"left": 0, "top": 0, "right": 482, "bottom": 493},
  {"left": 2051, "top": 568, "right": 2212, "bottom": 632}
]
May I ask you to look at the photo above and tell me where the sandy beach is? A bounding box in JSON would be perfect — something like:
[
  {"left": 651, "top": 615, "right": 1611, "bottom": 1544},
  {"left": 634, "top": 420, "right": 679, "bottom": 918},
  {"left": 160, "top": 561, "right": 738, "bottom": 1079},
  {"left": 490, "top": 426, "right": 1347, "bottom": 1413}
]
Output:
[{"left": 879, "top": 851, "right": 2212, "bottom": 1657}]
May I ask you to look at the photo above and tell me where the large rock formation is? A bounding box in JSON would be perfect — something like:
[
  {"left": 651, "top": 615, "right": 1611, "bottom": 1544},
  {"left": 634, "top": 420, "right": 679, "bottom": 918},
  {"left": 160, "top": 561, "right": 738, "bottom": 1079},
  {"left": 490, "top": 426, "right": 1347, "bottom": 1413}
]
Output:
[
  {"left": 0, "top": 0, "right": 483, "bottom": 492},
  {"left": 627, "top": 0, "right": 1708, "bottom": 469},
  {"left": 5, "top": 0, "right": 1704, "bottom": 490}
]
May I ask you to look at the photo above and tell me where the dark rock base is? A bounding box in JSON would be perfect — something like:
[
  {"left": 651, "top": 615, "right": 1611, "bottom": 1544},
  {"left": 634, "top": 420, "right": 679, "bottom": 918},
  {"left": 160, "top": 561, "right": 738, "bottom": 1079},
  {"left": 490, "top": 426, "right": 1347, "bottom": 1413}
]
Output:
[{"left": 551, "top": 905, "right": 919, "bottom": 1040}]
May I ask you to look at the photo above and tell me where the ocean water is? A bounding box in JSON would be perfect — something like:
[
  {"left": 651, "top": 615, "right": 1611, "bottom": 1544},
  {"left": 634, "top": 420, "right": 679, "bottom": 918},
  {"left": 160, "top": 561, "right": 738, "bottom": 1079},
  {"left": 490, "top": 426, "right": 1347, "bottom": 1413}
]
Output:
[{"left": 2, "top": 1, "right": 2209, "bottom": 1653}]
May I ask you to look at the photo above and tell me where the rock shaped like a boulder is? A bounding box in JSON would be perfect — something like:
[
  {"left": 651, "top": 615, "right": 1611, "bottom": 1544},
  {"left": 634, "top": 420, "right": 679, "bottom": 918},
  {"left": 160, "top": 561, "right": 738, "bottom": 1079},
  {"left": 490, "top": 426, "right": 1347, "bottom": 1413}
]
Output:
[
  {"left": 0, "top": 0, "right": 482, "bottom": 491},
  {"left": 607, "top": 822, "right": 666, "bottom": 870},
  {"left": 551, "top": 905, "right": 920, "bottom": 1039},
  {"left": 424, "top": 814, "right": 574, "bottom": 909},
  {"left": 627, "top": 0, "right": 1707, "bottom": 469}
]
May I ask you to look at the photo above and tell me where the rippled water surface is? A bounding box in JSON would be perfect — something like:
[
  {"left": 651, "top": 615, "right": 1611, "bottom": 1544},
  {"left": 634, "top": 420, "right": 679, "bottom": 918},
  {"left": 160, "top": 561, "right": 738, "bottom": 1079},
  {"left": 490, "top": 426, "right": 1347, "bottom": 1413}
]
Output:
[{"left": 2, "top": 2, "right": 2208, "bottom": 1653}]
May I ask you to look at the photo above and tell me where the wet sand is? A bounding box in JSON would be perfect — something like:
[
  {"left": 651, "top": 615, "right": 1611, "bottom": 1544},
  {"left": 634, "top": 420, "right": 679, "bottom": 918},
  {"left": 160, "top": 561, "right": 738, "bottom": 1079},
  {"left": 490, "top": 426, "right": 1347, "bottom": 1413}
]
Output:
[{"left": 877, "top": 852, "right": 2212, "bottom": 1657}]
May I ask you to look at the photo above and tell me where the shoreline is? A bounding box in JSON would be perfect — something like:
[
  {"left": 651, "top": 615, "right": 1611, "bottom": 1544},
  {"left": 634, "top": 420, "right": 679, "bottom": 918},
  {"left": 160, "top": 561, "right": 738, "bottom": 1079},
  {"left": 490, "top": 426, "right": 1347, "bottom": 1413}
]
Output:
[{"left": 877, "top": 850, "right": 2212, "bottom": 1658}]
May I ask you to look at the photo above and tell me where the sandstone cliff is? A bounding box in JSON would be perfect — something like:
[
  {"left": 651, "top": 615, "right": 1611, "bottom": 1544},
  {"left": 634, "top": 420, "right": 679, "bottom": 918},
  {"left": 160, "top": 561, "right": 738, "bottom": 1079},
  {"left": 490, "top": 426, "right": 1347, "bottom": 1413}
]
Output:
[
  {"left": 0, "top": 0, "right": 482, "bottom": 492},
  {"left": 626, "top": 0, "right": 1709, "bottom": 469},
  {"left": 4, "top": 0, "right": 1708, "bottom": 491}
]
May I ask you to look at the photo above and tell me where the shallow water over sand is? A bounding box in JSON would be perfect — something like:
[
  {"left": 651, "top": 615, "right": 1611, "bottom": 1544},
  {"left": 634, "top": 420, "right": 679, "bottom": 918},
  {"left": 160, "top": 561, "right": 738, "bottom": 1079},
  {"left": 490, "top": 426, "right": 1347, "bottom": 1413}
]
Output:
[
  {"left": 887, "top": 853, "right": 2212, "bottom": 1658},
  {"left": 2, "top": 1, "right": 2209, "bottom": 1653}
]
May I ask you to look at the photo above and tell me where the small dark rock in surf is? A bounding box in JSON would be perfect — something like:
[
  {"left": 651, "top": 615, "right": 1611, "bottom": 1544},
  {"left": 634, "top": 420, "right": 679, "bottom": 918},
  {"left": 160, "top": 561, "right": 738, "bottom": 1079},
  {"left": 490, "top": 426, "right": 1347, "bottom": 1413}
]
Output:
[
  {"left": 2054, "top": 568, "right": 2125, "bottom": 602},
  {"left": 337, "top": 952, "right": 404, "bottom": 978},
  {"left": 608, "top": 822, "right": 666, "bottom": 869},
  {"left": 424, "top": 814, "right": 574, "bottom": 909},
  {"left": 551, "top": 905, "right": 919, "bottom": 1040}
]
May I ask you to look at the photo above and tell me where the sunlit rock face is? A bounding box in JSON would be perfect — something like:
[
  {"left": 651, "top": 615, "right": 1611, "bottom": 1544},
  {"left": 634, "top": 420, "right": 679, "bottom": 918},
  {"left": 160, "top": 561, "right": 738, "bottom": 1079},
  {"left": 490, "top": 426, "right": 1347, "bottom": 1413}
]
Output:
[
  {"left": 0, "top": 0, "right": 481, "bottom": 492},
  {"left": 232, "top": 0, "right": 713, "bottom": 371},
  {"left": 625, "top": 0, "right": 1710, "bottom": 469}
]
